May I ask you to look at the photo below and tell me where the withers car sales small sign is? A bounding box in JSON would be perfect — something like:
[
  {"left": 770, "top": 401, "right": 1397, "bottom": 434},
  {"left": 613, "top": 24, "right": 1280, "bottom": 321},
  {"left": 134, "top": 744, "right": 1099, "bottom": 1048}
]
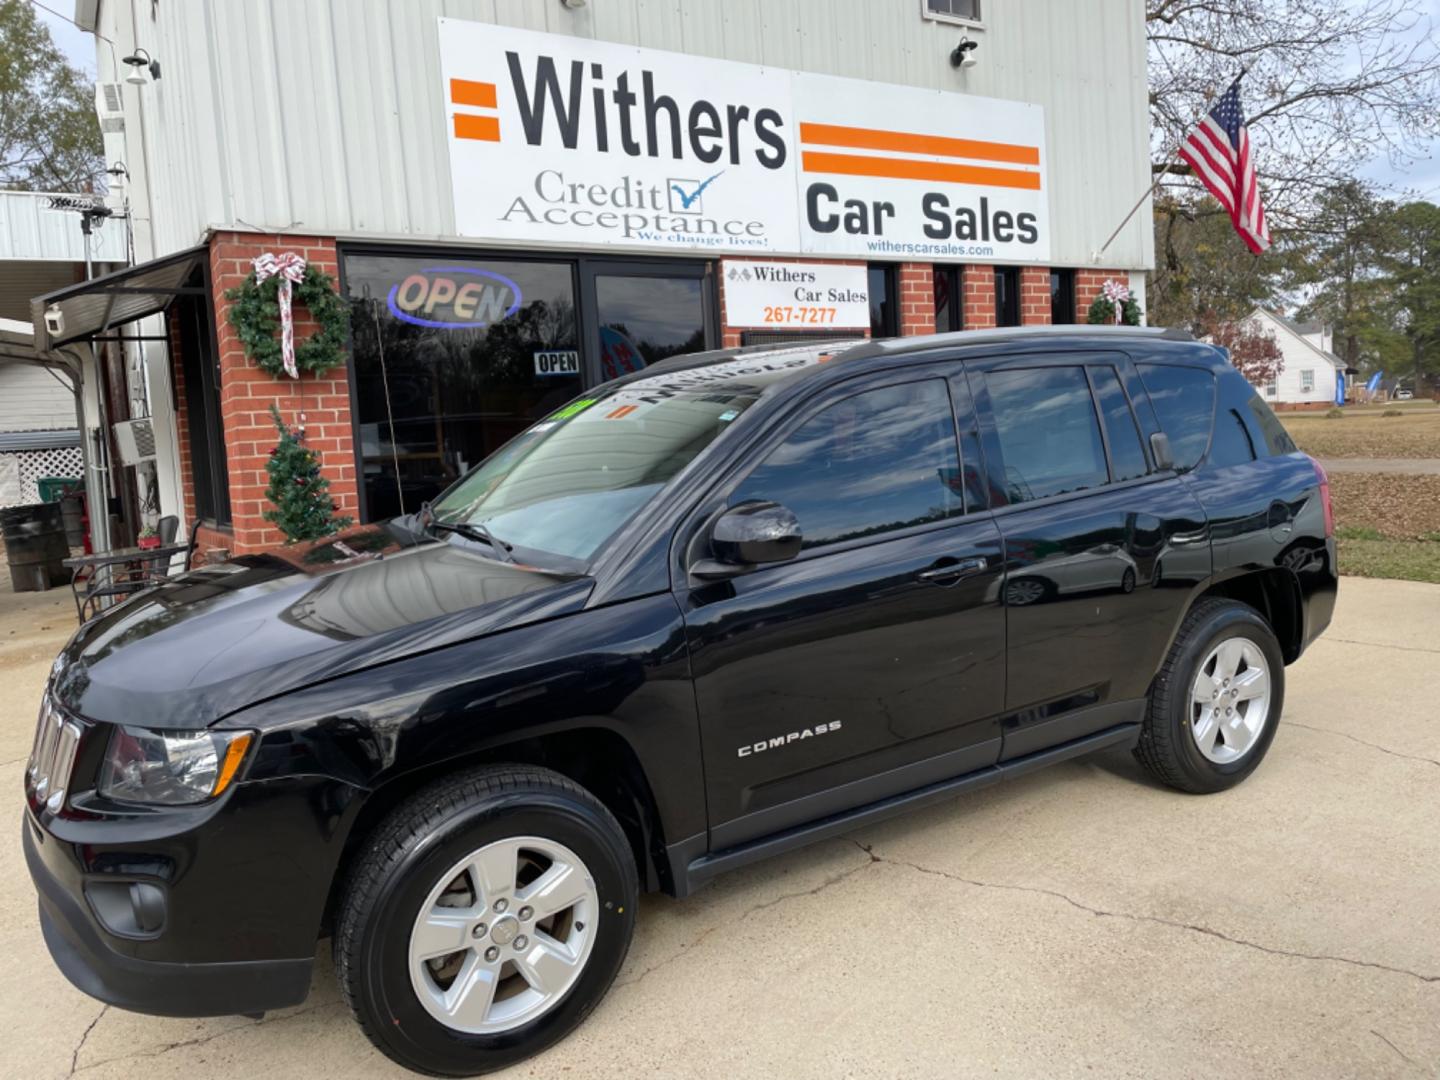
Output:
[
  {"left": 437, "top": 20, "right": 1049, "bottom": 263},
  {"left": 722, "top": 260, "right": 870, "bottom": 329}
]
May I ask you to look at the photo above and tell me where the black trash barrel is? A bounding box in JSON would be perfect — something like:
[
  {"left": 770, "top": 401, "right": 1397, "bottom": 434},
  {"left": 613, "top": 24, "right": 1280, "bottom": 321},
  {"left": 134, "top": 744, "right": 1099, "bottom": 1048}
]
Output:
[{"left": 1, "top": 503, "right": 71, "bottom": 592}]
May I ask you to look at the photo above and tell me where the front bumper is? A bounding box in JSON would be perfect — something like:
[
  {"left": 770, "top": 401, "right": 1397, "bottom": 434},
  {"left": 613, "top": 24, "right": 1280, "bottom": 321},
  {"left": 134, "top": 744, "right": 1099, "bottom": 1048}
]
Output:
[{"left": 24, "top": 813, "right": 312, "bottom": 1017}]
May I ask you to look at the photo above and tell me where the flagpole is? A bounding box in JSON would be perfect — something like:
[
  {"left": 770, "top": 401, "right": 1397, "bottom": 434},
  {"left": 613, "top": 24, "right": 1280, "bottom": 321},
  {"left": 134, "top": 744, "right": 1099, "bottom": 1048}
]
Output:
[{"left": 1091, "top": 68, "right": 1248, "bottom": 264}]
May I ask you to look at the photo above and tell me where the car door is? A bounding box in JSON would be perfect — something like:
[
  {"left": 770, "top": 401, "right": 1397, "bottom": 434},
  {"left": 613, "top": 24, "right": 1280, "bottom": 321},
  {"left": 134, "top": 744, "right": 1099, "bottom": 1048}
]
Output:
[
  {"left": 677, "top": 367, "right": 1006, "bottom": 850},
  {"left": 967, "top": 354, "right": 1211, "bottom": 760}
]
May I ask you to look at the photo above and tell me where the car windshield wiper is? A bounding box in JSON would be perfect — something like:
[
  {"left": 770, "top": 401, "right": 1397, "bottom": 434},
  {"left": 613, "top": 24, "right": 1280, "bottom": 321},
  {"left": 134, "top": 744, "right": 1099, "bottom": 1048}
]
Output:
[{"left": 429, "top": 518, "right": 515, "bottom": 563}]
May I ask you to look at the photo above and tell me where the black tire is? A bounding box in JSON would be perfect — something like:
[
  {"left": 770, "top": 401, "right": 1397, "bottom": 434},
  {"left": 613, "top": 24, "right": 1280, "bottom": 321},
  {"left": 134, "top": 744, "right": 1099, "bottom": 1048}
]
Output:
[
  {"left": 335, "top": 765, "right": 637, "bottom": 1076},
  {"left": 1134, "top": 598, "right": 1285, "bottom": 794}
]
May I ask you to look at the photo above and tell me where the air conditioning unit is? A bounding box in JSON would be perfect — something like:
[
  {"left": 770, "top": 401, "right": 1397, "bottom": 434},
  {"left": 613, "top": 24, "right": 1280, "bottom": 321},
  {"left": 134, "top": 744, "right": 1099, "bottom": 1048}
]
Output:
[
  {"left": 113, "top": 418, "right": 156, "bottom": 465},
  {"left": 95, "top": 82, "right": 126, "bottom": 133}
]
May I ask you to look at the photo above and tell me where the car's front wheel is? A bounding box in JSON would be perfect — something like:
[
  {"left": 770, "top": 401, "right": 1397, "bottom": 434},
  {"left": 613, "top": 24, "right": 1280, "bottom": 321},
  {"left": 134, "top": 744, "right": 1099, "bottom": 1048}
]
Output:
[
  {"left": 1135, "top": 598, "right": 1285, "bottom": 793},
  {"left": 336, "top": 766, "right": 637, "bottom": 1076}
]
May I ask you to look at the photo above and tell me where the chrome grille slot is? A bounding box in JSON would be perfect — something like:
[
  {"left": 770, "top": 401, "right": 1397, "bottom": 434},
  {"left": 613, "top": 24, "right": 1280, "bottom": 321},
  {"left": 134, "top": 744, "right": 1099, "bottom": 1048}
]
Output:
[{"left": 27, "top": 696, "right": 83, "bottom": 811}]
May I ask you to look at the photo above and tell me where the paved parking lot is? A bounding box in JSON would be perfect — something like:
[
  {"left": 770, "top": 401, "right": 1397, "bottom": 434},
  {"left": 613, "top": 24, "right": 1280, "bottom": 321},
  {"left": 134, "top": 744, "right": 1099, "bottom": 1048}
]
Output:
[{"left": 1, "top": 576, "right": 1436, "bottom": 1079}]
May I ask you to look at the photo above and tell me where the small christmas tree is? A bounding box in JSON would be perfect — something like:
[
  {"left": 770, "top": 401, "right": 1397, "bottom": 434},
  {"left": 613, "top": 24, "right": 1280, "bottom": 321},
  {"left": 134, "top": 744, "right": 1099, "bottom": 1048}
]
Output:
[{"left": 263, "top": 404, "right": 352, "bottom": 542}]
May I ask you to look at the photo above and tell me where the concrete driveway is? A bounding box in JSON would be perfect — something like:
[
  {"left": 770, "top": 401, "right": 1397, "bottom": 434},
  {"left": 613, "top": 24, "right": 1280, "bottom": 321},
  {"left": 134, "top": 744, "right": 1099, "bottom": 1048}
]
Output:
[{"left": 1, "top": 577, "right": 1436, "bottom": 1079}]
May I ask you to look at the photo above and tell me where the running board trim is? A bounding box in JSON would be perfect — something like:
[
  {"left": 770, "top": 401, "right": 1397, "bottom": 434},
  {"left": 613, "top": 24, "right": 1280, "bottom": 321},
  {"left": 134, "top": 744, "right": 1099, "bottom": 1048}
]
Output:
[{"left": 677, "top": 722, "right": 1140, "bottom": 896}]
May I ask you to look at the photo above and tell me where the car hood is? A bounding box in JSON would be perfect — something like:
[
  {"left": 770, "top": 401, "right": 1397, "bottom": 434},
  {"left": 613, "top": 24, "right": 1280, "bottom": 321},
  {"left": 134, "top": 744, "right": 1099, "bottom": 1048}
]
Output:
[{"left": 51, "top": 525, "right": 593, "bottom": 728}]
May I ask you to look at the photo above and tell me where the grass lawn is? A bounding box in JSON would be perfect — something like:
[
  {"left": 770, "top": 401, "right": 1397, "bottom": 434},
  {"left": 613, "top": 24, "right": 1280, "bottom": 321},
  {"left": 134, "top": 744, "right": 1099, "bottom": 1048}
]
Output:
[
  {"left": 1281, "top": 402, "right": 1440, "bottom": 459},
  {"left": 1327, "top": 474, "right": 1440, "bottom": 584},
  {"left": 1334, "top": 531, "right": 1440, "bottom": 585}
]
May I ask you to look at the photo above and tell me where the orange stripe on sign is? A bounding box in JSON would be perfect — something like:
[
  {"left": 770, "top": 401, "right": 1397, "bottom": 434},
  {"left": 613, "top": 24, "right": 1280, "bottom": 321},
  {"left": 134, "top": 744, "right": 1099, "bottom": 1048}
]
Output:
[
  {"left": 450, "top": 78, "right": 497, "bottom": 108},
  {"left": 801, "top": 151, "right": 1041, "bottom": 191},
  {"left": 454, "top": 114, "right": 501, "bottom": 142},
  {"left": 606, "top": 405, "right": 639, "bottom": 420},
  {"left": 799, "top": 122, "right": 1040, "bottom": 167}
]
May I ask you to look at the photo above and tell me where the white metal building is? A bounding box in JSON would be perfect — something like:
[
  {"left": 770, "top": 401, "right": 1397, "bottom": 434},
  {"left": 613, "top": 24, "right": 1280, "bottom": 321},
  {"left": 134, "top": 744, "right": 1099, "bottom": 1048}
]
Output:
[{"left": 57, "top": 0, "right": 1156, "bottom": 554}]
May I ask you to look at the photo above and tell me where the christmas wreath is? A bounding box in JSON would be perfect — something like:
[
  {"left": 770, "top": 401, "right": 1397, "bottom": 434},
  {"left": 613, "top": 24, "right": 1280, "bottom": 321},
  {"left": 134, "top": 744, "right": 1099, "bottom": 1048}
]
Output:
[
  {"left": 1086, "top": 278, "right": 1143, "bottom": 326},
  {"left": 226, "top": 253, "right": 349, "bottom": 378}
]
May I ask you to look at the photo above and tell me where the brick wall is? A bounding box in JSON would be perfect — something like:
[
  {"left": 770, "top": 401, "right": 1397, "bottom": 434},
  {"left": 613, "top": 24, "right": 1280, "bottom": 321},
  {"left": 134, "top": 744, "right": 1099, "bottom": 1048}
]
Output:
[
  {"left": 717, "top": 257, "right": 870, "bottom": 347},
  {"left": 962, "top": 264, "right": 997, "bottom": 329},
  {"left": 1019, "top": 266, "right": 1051, "bottom": 326},
  {"left": 208, "top": 232, "right": 358, "bottom": 554},
  {"left": 1075, "top": 268, "right": 1129, "bottom": 323},
  {"left": 897, "top": 262, "right": 934, "bottom": 337}
]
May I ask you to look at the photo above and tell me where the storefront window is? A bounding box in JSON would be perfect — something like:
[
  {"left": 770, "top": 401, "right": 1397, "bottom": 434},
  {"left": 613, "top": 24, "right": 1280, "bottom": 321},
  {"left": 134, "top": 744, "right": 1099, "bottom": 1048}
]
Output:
[
  {"left": 868, "top": 264, "right": 897, "bottom": 338},
  {"left": 933, "top": 266, "right": 962, "bottom": 333},
  {"left": 594, "top": 274, "right": 706, "bottom": 377},
  {"left": 345, "top": 254, "right": 582, "bottom": 522}
]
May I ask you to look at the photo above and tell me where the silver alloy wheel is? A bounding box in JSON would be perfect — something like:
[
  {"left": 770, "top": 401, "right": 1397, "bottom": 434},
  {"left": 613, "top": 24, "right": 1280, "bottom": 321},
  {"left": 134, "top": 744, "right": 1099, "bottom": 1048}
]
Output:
[
  {"left": 408, "top": 836, "right": 598, "bottom": 1035},
  {"left": 1190, "top": 636, "right": 1271, "bottom": 764}
]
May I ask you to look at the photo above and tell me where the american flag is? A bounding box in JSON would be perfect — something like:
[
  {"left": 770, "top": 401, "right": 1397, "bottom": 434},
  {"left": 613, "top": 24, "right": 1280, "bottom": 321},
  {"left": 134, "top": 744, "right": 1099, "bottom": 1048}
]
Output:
[{"left": 1178, "top": 77, "right": 1270, "bottom": 254}]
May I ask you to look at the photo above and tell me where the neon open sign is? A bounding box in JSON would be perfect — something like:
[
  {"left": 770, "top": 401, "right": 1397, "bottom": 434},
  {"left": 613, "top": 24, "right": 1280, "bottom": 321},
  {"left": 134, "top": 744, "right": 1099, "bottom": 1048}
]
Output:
[{"left": 386, "top": 266, "right": 523, "bottom": 329}]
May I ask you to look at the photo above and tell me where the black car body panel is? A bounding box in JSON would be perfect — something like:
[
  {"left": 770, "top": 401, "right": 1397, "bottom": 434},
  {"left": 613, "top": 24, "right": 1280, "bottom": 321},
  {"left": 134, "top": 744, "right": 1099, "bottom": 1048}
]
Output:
[{"left": 23, "top": 328, "right": 1337, "bottom": 1020}]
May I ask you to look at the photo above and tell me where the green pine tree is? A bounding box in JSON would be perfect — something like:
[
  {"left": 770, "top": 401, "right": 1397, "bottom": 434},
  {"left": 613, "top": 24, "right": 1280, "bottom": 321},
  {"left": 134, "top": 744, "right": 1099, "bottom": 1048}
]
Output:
[{"left": 263, "top": 404, "right": 352, "bottom": 542}]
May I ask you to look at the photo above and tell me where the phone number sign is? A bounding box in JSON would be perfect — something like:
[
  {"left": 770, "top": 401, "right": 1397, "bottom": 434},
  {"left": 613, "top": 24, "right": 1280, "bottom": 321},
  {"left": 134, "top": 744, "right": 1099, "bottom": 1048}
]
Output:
[{"left": 722, "top": 260, "right": 870, "bottom": 329}]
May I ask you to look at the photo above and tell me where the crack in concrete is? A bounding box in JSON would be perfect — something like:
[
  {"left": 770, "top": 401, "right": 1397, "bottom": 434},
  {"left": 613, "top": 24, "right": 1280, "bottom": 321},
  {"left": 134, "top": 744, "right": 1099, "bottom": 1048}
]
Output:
[
  {"left": 615, "top": 850, "right": 874, "bottom": 990},
  {"left": 1369, "top": 1029, "right": 1422, "bottom": 1071},
  {"left": 71, "top": 1001, "right": 342, "bottom": 1074},
  {"left": 1323, "top": 636, "right": 1440, "bottom": 656},
  {"left": 68, "top": 1005, "right": 107, "bottom": 1076},
  {"left": 848, "top": 840, "right": 1440, "bottom": 986},
  {"left": 1285, "top": 721, "right": 1440, "bottom": 768}
]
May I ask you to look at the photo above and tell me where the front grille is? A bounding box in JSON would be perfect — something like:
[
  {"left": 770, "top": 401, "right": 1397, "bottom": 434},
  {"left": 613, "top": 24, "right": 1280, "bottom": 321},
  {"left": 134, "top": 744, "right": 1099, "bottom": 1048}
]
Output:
[{"left": 27, "top": 695, "right": 83, "bottom": 814}]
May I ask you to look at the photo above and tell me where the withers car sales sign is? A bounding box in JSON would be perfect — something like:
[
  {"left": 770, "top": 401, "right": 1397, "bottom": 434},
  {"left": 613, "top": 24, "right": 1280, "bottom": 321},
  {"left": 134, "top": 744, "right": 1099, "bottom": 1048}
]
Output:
[{"left": 437, "top": 20, "right": 1049, "bottom": 263}]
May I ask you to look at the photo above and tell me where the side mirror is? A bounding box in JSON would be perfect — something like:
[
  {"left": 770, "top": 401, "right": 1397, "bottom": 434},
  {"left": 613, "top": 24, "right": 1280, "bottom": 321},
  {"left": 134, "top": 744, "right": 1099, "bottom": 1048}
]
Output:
[
  {"left": 1150, "top": 431, "right": 1175, "bottom": 471},
  {"left": 692, "top": 501, "right": 802, "bottom": 579}
]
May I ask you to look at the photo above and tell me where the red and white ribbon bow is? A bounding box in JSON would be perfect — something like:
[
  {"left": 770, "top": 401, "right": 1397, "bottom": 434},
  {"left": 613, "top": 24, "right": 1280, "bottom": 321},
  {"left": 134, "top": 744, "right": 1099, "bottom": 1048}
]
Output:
[
  {"left": 253, "top": 252, "right": 307, "bottom": 378},
  {"left": 1102, "top": 279, "right": 1131, "bottom": 324}
]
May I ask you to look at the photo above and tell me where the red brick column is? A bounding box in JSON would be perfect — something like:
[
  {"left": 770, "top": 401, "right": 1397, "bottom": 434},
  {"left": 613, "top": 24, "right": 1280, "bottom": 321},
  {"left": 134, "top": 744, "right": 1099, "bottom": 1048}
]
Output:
[
  {"left": 1075, "top": 268, "right": 1129, "bottom": 323},
  {"left": 962, "top": 264, "right": 997, "bottom": 330},
  {"left": 716, "top": 257, "right": 870, "bottom": 346},
  {"left": 897, "top": 262, "right": 935, "bottom": 336},
  {"left": 1019, "top": 266, "right": 1052, "bottom": 326},
  {"left": 210, "top": 232, "right": 358, "bottom": 555},
  {"left": 166, "top": 308, "right": 197, "bottom": 529}
]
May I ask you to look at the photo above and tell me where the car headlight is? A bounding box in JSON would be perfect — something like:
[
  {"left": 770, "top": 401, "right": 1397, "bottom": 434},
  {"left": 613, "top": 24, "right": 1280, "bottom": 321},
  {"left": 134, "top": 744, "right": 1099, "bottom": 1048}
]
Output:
[{"left": 99, "top": 726, "right": 254, "bottom": 805}]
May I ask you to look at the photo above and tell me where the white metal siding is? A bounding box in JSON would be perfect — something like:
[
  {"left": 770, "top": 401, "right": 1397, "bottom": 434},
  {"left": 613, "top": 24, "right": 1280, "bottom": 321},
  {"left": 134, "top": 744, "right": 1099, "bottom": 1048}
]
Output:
[
  {"left": 0, "top": 365, "right": 77, "bottom": 432},
  {"left": 95, "top": 0, "right": 1152, "bottom": 269},
  {"left": 0, "top": 191, "right": 129, "bottom": 263}
]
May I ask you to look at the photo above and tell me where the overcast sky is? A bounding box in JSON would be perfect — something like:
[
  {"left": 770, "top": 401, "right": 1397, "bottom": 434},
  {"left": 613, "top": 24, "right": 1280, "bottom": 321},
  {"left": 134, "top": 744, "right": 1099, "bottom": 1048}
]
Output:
[{"left": 33, "top": 1, "right": 1439, "bottom": 202}]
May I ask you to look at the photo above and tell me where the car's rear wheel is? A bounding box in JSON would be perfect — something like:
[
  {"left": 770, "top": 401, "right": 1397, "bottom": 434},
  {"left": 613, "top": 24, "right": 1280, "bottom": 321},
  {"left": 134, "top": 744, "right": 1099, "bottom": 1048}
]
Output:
[
  {"left": 1135, "top": 598, "right": 1285, "bottom": 793},
  {"left": 336, "top": 766, "right": 637, "bottom": 1076}
]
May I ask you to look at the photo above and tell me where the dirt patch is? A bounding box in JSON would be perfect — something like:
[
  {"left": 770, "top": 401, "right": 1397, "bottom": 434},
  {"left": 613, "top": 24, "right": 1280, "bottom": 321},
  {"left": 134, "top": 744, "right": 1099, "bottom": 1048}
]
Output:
[
  {"left": 1329, "top": 472, "right": 1440, "bottom": 540},
  {"left": 1283, "top": 407, "right": 1440, "bottom": 459}
]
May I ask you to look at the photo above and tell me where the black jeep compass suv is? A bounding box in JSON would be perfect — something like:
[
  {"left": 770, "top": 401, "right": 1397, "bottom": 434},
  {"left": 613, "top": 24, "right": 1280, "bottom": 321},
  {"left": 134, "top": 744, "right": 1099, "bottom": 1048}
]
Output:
[{"left": 24, "top": 327, "right": 1336, "bottom": 1075}]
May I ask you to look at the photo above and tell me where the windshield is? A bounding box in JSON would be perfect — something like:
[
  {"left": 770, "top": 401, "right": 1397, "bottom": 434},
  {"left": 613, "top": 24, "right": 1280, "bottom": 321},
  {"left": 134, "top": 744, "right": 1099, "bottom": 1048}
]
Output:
[{"left": 430, "top": 385, "right": 759, "bottom": 564}]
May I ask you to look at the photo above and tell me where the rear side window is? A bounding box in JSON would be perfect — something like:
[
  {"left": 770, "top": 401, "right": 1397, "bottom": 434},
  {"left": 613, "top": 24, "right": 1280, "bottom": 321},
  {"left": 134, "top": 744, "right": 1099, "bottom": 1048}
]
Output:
[
  {"left": 732, "top": 379, "right": 964, "bottom": 550},
  {"left": 1245, "top": 395, "right": 1298, "bottom": 456},
  {"left": 1136, "top": 364, "right": 1214, "bottom": 472},
  {"left": 983, "top": 366, "right": 1108, "bottom": 503},
  {"left": 1089, "top": 366, "right": 1148, "bottom": 482},
  {"left": 1209, "top": 407, "right": 1257, "bottom": 466}
]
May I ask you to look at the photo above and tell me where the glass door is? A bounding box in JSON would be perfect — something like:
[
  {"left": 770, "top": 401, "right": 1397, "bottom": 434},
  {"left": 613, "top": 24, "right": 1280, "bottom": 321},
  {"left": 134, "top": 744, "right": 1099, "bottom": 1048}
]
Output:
[{"left": 580, "top": 260, "right": 715, "bottom": 382}]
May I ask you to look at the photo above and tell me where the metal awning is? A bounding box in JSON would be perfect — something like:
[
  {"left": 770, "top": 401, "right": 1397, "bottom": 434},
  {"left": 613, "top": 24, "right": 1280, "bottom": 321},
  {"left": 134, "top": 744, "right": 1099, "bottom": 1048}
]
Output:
[{"left": 29, "top": 244, "right": 207, "bottom": 350}]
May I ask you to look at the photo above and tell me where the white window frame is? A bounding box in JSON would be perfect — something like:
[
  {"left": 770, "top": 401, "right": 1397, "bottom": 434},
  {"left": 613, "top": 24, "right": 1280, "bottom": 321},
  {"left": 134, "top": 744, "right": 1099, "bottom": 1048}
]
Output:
[
  {"left": 921, "top": 0, "right": 985, "bottom": 29},
  {"left": 1264, "top": 379, "right": 1278, "bottom": 397},
  {"left": 1299, "top": 369, "right": 1315, "bottom": 392}
]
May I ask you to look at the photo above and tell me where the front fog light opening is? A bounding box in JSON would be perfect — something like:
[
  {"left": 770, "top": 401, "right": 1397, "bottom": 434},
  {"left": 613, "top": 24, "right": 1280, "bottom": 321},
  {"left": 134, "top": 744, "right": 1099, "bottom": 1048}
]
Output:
[{"left": 99, "top": 727, "right": 253, "bottom": 805}]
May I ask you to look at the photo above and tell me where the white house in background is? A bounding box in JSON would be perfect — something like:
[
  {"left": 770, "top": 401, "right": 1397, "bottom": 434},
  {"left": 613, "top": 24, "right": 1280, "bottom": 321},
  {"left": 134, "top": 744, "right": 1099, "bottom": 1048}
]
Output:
[
  {"left": 0, "top": 189, "right": 128, "bottom": 507},
  {"left": 1246, "top": 308, "right": 1346, "bottom": 410}
]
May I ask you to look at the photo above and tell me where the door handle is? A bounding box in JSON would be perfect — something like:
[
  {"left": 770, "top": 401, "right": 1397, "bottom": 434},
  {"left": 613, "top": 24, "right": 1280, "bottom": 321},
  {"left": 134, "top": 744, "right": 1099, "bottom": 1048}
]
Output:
[{"left": 917, "top": 555, "right": 988, "bottom": 583}]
